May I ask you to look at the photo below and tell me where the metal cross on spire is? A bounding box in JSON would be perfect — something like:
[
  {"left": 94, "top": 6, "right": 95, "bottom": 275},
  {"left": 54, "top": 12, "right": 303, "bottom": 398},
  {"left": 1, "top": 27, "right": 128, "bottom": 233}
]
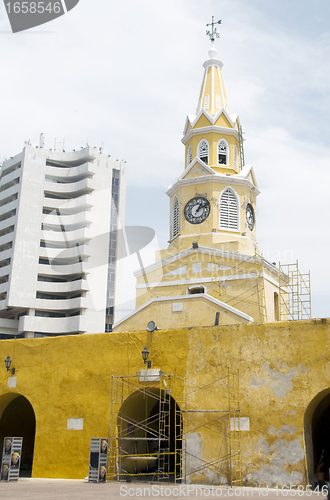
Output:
[{"left": 206, "top": 16, "right": 222, "bottom": 42}]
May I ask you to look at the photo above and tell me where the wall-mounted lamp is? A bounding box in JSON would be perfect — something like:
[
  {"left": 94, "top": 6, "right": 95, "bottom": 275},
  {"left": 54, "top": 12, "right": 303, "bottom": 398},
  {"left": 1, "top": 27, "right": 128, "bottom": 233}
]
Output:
[
  {"left": 147, "top": 321, "right": 158, "bottom": 332},
  {"left": 141, "top": 347, "right": 151, "bottom": 369},
  {"left": 4, "top": 356, "right": 15, "bottom": 375}
]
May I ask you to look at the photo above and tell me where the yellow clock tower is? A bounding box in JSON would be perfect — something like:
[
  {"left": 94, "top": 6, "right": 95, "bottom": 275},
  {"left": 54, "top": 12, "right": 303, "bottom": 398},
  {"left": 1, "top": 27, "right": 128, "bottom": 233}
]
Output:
[
  {"left": 113, "top": 21, "right": 299, "bottom": 333},
  {"left": 167, "top": 36, "right": 258, "bottom": 257}
]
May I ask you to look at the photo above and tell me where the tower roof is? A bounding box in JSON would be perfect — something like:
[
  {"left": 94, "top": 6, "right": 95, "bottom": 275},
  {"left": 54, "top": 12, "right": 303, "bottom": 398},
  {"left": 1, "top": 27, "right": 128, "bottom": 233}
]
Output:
[{"left": 196, "top": 43, "right": 230, "bottom": 117}]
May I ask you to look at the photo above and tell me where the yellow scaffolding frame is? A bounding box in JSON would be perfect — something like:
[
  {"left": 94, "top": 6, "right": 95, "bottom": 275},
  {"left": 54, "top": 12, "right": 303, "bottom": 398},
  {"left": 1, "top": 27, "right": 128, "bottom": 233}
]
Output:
[
  {"left": 107, "top": 369, "right": 241, "bottom": 486},
  {"left": 279, "top": 261, "right": 311, "bottom": 320},
  {"left": 210, "top": 251, "right": 267, "bottom": 323}
]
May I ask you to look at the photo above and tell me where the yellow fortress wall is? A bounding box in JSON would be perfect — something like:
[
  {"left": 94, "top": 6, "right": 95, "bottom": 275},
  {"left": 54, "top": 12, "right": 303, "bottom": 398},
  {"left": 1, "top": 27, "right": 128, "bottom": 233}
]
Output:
[{"left": 0, "top": 319, "right": 329, "bottom": 485}]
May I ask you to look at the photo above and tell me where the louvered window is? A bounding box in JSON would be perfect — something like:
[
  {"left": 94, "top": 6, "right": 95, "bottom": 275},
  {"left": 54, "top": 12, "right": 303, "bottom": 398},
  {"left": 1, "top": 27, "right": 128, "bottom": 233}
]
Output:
[
  {"left": 198, "top": 140, "right": 209, "bottom": 165},
  {"left": 218, "top": 140, "right": 228, "bottom": 165},
  {"left": 219, "top": 188, "right": 239, "bottom": 230},
  {"left": 216, "top": 94, "right": 221, "bottom": 109},
  {"left": 172, "top": 196, "right": 179, "bottom": 239},
  {"left": 204, "top": 94, "right": 210, "bottom": 109},
  {"left": 187, "top": 145, "right": 192, "bottom": 166}
]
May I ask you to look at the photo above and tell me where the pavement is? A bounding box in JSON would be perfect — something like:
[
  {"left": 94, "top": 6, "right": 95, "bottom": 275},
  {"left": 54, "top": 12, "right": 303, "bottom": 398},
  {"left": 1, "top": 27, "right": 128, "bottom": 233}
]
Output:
[{"left": 0, "top": 479, "right": 327, "bottom": 500}]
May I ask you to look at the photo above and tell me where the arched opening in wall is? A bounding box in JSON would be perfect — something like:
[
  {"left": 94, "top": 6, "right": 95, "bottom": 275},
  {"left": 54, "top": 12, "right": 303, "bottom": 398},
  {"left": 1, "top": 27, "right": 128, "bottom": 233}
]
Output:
[
  {"left": 304, "top": 389, "right": 330, "bottom": 486},
  {"left": 274, "top": 292, "right": 279, "bottom": 321},
  {"left": 187, "top": 286, "right": 205, "bottom": 295},
  {"left": 117, "top": 388, "right": 182, "bottom": 482},
  {"left": 0, "top": 394, "right": 36, "bottom": 477}
]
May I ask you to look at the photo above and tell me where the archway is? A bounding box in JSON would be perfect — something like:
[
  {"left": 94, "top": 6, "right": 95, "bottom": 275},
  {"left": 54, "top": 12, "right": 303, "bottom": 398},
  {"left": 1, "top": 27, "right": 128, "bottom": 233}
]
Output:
[
  {"left": 304, "top": 389, "right": 330, "bottom": 485},
  {"left": 0, "top": 394, "right": 36, "bottom": 477},
  {"left": 117, "top": 388, "right": 182, "bottom": 482}
]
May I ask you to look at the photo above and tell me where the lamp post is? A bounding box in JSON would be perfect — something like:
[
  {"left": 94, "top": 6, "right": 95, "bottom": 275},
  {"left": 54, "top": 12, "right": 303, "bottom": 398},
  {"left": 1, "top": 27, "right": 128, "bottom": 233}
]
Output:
[
  {"left": 141, "top": 347, "right": 151, "bottom": 369},
  {"left": 4, "top": 356, "right": 15, "bottom": 375}
]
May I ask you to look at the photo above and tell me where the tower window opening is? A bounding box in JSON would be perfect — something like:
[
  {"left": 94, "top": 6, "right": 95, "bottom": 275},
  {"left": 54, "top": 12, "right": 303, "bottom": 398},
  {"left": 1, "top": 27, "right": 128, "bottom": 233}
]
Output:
[
  {"left": 188, "top": 285, "right": 205, "bottom": 295},
  {"left": 187, "top": 145, "right": 192, "bottom": 166},
  {"left": 204, "top": 94, "right": 210, "bottom": 110},
  {"left": 172, "top": 196, "right": 179, "bottom": 239},
  {"left": 198, "top": 140, "right": 209, "bottom": 165},
  {"left": 219, "top": 188, "right": 239, "bottom": 231},
  {"left": 218, "top": 140, "right": 228, "bottom": 165},
  {"left": 216, "top": 94, "right": 221, "bottom": 109}
]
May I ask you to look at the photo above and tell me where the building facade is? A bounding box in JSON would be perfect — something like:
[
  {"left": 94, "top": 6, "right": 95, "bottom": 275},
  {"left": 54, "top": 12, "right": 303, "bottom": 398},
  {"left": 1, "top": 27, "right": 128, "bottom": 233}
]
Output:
[
  {"left": 0, "top": 144, "right": 126, "bottom": 338},
  {"left": 0, "top": 319, "right": 329, "bottom": 485}
]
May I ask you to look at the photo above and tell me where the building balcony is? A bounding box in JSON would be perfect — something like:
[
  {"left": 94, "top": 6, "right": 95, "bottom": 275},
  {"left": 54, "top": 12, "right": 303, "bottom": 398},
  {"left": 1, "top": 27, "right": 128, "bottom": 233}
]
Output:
[
  {"left": 38, "top": 261, "right": 86, "bottom": 276},
  {"left": 0, "top": 318, "right": 19, "bottom": 336},
  {"left": 0, "top": 199, "right": 18, "bottom": 219},
  {"left": 0, "top": 169, "right": 21, "bottom": 187},
  {"left": 0, "top": 264, "right": 11, "bottom": 279},
  {"left": 0, "top": 249, "right": 12, "bottom": 263},
  {"left": 42, "top": 210, "right": 92, "bottom": 229},
  {"left": 44, "top": 178, "right": 94, "bottom": 197},
  {"left": 36, "top": 279, "right": 89, "bottom": 294},
  {"left": 0, "top": 215, "right": 16, "bottom": 233},
  {"left": 34, "top": 296, "right": 87, "bottom": 311},
  {"left": 0, "top": 184, "right": 20, "bottom": 203},
  {"left": 0, "top": 233, "right": 14, "bottom": 246},
  {"left": 0, "top": 281, "right": 9, "bottom": 294},
  {"left": 41, "top": 227, "right": 91, "bottom": 245},
  {"left": 45, "top": 161, "right": 96, "bottom": 181},
  {"left": 39, "top": 245, "right": 91, "bottom": 261},
  {"left": 43, "top": 194, "right": 92, "bottom": 213},
  {"left": 18, "top": 315, "right": 87, "bottom": 335}
]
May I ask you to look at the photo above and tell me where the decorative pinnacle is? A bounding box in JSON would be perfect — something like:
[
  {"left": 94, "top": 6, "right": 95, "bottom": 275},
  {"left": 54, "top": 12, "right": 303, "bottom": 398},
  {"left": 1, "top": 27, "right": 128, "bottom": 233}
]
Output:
[{"left": 206, "top": 16, "right": 221, "bottom": 42}]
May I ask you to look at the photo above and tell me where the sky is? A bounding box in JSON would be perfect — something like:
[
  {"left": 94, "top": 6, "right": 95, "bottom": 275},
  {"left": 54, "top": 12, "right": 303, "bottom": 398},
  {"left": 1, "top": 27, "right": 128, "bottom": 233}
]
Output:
[{"left": 0, "top": 0, "right": 329, "bottom": 319}]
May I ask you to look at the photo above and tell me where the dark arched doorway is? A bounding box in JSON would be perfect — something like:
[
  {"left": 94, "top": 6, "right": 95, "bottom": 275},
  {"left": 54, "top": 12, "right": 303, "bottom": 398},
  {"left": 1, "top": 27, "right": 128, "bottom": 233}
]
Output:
[
  {"left": 0, "top": 395, "right": 36, "bottom": 477},
  {"left": 117, "top": 388, "right": 182, "bottom": 482},
  {"left": 305, "top": 389, "right": 330, "bottom": 485}
]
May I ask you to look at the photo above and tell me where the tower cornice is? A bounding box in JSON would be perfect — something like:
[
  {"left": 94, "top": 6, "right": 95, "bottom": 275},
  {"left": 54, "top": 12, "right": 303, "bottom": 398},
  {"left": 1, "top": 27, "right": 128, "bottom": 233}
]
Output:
[
  {"left": 166, "top": 166, "right": 260, "bottom": 198},
  {"left": 203, "top": 58, "right": 224, "bottom": 69},
  {"left": 182, "top": 124, "right": 240, "bottom": 145}
]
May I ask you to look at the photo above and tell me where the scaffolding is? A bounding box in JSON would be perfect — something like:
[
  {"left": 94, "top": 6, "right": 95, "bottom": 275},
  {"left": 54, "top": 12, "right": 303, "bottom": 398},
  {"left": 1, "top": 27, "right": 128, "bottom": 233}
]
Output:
[
  {"left": 210, "top": 251, "right": 267, "bottom": 323},
  {"left": 108, "top": 369, "right": 241, "bottom": 485},
  {"left": 279, "top": 261, "right": 311, "bottom": 320},
  {"left": 238, "top": 124, "right": 245, "bottom": 169},
  {"left": 228, "top": 369, "right": 241, "bottom": 486}
]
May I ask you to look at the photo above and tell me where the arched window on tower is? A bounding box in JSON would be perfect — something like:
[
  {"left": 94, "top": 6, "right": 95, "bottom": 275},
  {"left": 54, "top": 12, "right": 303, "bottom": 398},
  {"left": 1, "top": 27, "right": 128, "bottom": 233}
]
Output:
[
  {"left": 219, "top": 188, "right": 239, "bottom": 231},
  {"left": 218, "top": 139, "right": 229, "bottom": 165},
  {"left": 172, "top": 196, "right": 179, "bottom": 239},
  {"left": 198, "top": 140, "right": 209, "bottom": 165},
  {"left": 187, "top": 145, "right": 192, "bottom": 166},
  {"left": 204, "top": 94, "right": 210, "bottom": 110},
  {"left": 216, "top": 94, "right": 221, "bottom": 109},
  {"left": 234, "top": 145, "right": 239, "bottom": 171}
]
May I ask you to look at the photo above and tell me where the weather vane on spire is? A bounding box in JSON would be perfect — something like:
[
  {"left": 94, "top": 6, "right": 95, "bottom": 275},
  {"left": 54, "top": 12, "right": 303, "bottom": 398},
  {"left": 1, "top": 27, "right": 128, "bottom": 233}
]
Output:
[{"left": 206, "top": 16, "right": 221, "bottom": 42}]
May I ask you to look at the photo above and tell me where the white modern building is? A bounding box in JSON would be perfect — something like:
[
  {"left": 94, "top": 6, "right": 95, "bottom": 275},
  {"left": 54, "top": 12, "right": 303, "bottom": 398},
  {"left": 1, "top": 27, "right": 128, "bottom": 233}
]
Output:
[{"left": 0, "top": 143, "right": 126, "bottom": 338}]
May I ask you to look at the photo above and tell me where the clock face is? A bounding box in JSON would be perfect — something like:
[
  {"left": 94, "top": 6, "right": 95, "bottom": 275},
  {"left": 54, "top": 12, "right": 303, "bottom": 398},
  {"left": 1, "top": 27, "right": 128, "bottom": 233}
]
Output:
[
  {"left": 184, "top": 197, "right": 210, "bottom": 224},
  {"left": 246, "top": 203, "right": 255, "bottom": 231}
]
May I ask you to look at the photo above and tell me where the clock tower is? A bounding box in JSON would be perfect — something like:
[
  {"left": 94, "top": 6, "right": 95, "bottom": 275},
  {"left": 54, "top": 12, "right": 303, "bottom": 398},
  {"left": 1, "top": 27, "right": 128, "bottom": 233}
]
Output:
[
  {"left": 113, "top": 21, "right": 288, "bottom": 332},
  {"left": 165, "top": 30, "right": 259, "bottom": 258}
]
